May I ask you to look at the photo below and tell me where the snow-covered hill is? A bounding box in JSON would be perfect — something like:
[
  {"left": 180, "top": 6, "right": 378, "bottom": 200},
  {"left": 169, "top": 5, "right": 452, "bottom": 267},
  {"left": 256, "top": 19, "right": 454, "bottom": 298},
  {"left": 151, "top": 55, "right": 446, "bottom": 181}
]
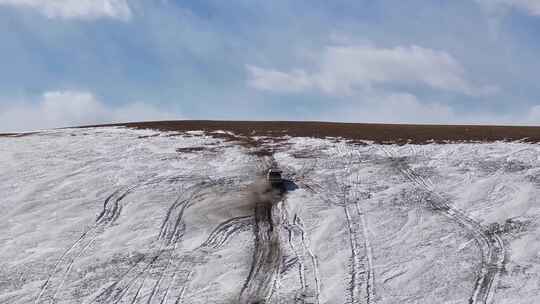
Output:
[{"left": 1, "top": 127, "right": 539, "bottom": 304}]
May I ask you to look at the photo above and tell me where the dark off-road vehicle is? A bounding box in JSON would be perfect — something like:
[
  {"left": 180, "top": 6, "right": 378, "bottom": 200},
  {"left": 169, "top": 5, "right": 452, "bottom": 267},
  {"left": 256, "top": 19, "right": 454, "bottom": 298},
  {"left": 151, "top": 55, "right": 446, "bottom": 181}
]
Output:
[{"left": 266, "top": 168, "right": 283, "bottom": 188}]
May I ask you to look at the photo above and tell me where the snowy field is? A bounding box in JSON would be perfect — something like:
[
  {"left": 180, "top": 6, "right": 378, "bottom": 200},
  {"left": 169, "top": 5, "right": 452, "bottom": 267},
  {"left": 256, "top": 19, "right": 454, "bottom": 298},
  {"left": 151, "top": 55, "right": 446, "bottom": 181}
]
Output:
[{"left": 1, "top": 127, "right": 539, "bottom": 304}]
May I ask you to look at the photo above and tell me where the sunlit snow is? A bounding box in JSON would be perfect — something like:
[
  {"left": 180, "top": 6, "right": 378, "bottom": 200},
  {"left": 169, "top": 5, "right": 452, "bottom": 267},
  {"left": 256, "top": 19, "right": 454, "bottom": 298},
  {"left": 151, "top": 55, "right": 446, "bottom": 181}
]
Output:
[{"left": 1, "top": 127, "right": 539, "bottom": 303}]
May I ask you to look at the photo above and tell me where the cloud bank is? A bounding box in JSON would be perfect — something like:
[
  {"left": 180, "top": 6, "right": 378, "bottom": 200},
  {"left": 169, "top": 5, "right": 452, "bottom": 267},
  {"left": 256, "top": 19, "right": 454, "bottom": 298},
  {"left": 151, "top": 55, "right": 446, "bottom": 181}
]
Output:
[
  {"left": 0, "top": 0, "right": 132, "bottom": 20},
  {"left": 320, "top": 91, "right": 540, "bottom": 125},
  {"left": 247, "top": 44, "right": 496, "bottom": 96},
  {"left": 247, "top": 41, "right": 540, "bottom": 125},
  {"left": 0, "top": 91, "right": 177, "bottom": 132}
]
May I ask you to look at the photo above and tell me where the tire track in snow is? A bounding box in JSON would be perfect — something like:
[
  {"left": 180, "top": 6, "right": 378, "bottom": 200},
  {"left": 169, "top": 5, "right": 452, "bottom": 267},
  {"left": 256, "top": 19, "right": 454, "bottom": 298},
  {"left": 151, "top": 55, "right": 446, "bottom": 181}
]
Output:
[
  {"left": 150, "top": 178, "right": 251, "bottom": 304},
  {"left": 89, "top": 252, "right": 162, "bottom": 304},
  {"left": 91, "top": 183, "right": 205, "bottom": 304},
  {"left": 158, "top": 177, "right": 242, "bottom": 244},
  {"left": 95, "top": 184, "right": 137, "bottom": 225},
  {"left": 103, "top": 179, "right": 250, "bottom": 304},
  {"left": 104, "top": 177, "right": 236, "bottom": 303},
  {"left": 167, "top": 215, "right": 254, "bottom": 304},
  {"left": 342, "top": 197, "right": 364, "bottom": 304},
  {"left": 380, "top": 146, "right": 505, "bottom": 304},
  {"left": 299, "top": 146, "right": 374, "bottom": 304},
  {"left": 357, "top": 209, "right": 375, "bottom": 304},
  {"left": 300, "top": 174, "right": 370, "bottom": 304},
  {"left": 199, "top": 215, "right": 254, "bottom": 250},
  {"left": 158, "top": 185, "right": 207, "bottom": 245},
  {"left": 348, "top": 170, "right": 375, "bottom": 304},
  {"left": 292, "top": 215, "right": 321, "bottom": 304},
  {"left": 85, "top": 179, "right": 204, "bottom": 304},
  {"left": 280, "top": 196, "right": 320, "bottom": 304},
  {"left": 239, "top": 195, "right": 283, "bottom": 304},
  {"left": 37, "top": 175, "right": 184, "bottom": 303},
  {"left": 283, "top": 218, "right": 306, "bottom": 303},
  {"left": 35, "top": 186, "right": 137, "bottom": 304},
  {"left": 50, "top": 237, "right": 98, "bottom": 303}
]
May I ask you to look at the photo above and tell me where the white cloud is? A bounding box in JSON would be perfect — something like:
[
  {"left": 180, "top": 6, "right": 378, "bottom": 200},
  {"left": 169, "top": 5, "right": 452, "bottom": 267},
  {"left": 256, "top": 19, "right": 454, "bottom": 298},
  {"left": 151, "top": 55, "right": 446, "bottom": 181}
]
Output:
[
  {"left": 477, "top": 0, "right": 540, "bottom": 16},
  {"left": 0, "top": 91, "right": 177, "bottom": 132},
  {"left": 0, "top": 0, "right": 132, "bottom": 21},
  {"left": 313, "top": 90, "right": 540, "bottom": 125},
  {"left": 314, "top": 90, "right": 456, "bottom": 124},
  {"left": 356, "top": 92, "right": 455, "bottom": 124},
  {"left": 247, "top": 44, "right": 496, "bottom": 96},
  {"left": 246, "top": 66, "right": 313, "bottom": 93}
]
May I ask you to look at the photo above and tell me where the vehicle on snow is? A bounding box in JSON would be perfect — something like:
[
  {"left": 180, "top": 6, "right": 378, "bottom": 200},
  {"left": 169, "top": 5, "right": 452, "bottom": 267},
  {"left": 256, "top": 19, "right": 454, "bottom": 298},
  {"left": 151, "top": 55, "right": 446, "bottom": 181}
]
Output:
[{"left": 266, "top": 168, "right": 283, "bottom": 187}]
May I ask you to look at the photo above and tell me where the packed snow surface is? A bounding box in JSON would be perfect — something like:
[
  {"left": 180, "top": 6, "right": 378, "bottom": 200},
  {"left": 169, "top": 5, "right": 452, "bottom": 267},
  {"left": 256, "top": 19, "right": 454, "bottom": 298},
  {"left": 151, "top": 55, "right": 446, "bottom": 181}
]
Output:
[{"left": 1, "top": 127, "right": 539, "bottom": 304}]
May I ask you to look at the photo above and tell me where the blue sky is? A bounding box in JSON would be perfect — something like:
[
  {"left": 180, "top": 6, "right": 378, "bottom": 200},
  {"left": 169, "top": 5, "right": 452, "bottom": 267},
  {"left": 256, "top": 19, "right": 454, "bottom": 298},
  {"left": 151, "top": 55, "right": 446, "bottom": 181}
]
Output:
[{"left": 1, "top": 0, "right": 540, "bottom": 131}]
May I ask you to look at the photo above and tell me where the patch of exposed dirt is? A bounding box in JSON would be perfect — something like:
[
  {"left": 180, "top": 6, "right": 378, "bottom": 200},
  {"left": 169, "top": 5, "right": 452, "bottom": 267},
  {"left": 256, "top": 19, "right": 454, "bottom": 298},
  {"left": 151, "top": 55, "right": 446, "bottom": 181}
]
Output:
[
  {"left": 176, "top": 147, "right": 212, "bottom": 153},
  {"left": 82, "top": 121, "right": 540, "bottom": 144},
  {"left": 5, "top": 120, "right": 540, "bottom": 144},
  {"left": 0, "top": 132, "right": 37, "bottom": 138}
]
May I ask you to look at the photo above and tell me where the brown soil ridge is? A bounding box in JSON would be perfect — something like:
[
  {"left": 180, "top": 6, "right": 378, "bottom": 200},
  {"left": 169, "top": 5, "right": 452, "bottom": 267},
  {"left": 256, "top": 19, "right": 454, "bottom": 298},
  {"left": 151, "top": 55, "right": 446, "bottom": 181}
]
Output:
[
  {"left": 92, "top": 120, "right": 540, "bottom": 144},
  {"left": 2, "top": 120, "right": 540, "bottom": 144}
]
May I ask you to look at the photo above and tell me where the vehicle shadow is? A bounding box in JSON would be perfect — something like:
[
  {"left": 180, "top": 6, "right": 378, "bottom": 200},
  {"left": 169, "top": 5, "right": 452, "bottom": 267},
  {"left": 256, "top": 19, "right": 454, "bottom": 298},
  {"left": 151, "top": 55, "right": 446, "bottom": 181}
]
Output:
[{"left": 281, "top": 179, "right": 298, "bottom": 192}]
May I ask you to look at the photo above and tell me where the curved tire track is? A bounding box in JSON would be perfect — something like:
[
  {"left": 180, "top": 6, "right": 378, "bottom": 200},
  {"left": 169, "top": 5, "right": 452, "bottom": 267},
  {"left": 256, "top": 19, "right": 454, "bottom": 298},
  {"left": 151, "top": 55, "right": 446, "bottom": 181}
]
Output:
[
  {"left": 381, "top": 146, "right": 505, "bottom": 304},
  {"left": 91, "top": 182, "right": 206, "bottom": 304},
  {"left": 35, "top": 186, "right": 136, "bottom": 304},
  {"left": 166, "top": 215, "right": 254, "bottom": 304},
  {"left": 98, "top": 179, "right": 251, "bottom": 304}
]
